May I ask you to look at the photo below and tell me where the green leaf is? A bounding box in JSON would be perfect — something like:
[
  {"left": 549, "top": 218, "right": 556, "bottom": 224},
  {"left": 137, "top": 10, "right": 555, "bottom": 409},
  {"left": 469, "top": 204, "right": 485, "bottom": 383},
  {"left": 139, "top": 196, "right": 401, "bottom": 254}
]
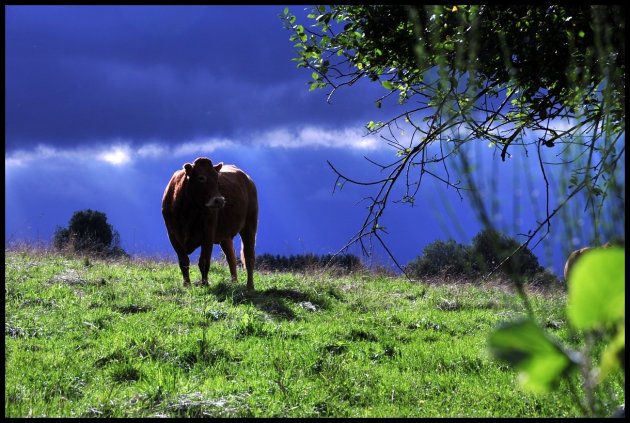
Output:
[
  {"left": 367, "top": 121, "right": 383, "bottom": 131},
  {"left": 396, "top": 148, "right": 412, "bottom": 157},
  {"left": 567, "top": 247, "right": 625, "bottom": 330},
  {"left": 381, "top": 80, "right": 395, "bottom": 90},
  {"left": 311, "top": 72, "right": 319, "bottom": 81},
  {"left": 489, "top": 319, "right": 576, "bottom": 393}
]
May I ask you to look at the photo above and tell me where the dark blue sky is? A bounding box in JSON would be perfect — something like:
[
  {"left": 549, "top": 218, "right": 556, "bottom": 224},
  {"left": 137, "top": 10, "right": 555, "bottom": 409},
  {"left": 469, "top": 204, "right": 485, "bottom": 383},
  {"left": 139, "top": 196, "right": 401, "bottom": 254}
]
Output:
[
  {"left": 5, "top": 5, "right": 618, "bottom": 277},
  {"left": 6, "top": 5, "right": 385, "bottom": 149}
]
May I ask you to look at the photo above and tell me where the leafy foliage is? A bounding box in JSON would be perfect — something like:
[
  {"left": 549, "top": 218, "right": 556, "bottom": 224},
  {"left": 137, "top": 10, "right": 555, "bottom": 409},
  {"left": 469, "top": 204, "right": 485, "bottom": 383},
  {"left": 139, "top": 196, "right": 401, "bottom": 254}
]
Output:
[
  {"left": 489, "top": 247, "right": 625, "bottom": 416},
  {"left": 489, "top": 319, "right": 577, "bottom": 393},
  {"left": 282, "top": 5, "right": 625, "bottom": 271},
  {"left": 567, "top": 247, "right": 625, "bottom": 331},
  {"left": 53, "top": 209, "right": 127, "bottom": 257},
  {"left": 284, "top": 5, "right": 624, "bottom": 138}
]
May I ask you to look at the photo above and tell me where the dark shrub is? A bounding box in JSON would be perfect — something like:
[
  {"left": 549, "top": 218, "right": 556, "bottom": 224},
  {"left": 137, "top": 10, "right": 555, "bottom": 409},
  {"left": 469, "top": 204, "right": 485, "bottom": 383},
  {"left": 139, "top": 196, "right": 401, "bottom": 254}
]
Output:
[
  {"left": 472, "top": 228, "right": 544, "bottom": 277},
  {"left": 406, "top": 239, "right": 485, "bottom": 279},
  {"left": 53, "top": 209, "right": 128, "bottom": 258},
  {"left": 255, "top": 253, "right": 363, "bottom": 274},
  {"left": 406, "top": 229, "right": 548, "bottom": 282}
]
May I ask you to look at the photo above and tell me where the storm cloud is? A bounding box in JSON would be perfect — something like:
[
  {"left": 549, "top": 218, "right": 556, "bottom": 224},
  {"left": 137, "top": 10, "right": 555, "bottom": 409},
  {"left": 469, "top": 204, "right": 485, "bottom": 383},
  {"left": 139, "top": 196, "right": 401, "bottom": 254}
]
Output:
[{"left": 6, "top": 5, "right": 383, "bottom": 150}]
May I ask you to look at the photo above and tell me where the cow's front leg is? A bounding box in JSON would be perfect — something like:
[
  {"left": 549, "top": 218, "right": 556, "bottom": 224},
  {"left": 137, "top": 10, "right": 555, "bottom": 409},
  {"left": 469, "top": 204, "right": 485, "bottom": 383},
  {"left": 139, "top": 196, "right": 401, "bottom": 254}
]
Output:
[
  {"left": 198, "top": 242, "right": 213, "bottom": 286},
  {"left": 177, "top": 253, "right": 191, "bottom": 287}
]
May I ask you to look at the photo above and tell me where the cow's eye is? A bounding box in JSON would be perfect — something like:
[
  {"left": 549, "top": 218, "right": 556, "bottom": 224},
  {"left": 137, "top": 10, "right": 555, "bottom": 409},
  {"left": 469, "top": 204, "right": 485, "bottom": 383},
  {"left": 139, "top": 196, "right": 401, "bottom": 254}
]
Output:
[{"left": 198, "top": 175, "right": 207, "bottom": 183}]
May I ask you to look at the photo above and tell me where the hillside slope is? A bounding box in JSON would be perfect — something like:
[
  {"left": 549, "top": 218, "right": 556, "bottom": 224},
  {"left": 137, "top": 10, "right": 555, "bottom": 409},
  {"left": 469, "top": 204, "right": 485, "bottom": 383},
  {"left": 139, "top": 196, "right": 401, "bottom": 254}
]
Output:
[{"left": 5, "top": 249, "right": 623, "bottom": 417}]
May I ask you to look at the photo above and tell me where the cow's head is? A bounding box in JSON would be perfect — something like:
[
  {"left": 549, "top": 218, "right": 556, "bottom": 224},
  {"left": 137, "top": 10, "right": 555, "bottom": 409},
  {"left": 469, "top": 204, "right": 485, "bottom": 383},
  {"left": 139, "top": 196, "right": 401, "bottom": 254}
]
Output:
[{"left": 184, "top": 157, "right": 225, "bottom": 209}]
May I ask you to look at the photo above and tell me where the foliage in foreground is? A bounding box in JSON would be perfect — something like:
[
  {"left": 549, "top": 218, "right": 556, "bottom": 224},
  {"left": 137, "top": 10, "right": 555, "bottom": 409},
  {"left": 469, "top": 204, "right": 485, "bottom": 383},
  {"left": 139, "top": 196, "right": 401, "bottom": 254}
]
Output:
[
  {"left": 489, "top": 247, "right": 625, "bottom": 417},
  {"left": 5, "top": 248, "right": 624, "bottom": 417}
]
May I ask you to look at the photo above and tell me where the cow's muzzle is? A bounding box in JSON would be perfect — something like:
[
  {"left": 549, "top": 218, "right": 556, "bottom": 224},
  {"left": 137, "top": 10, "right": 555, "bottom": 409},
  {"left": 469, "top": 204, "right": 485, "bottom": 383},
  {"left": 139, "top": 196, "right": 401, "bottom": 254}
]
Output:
[{"left": 205, "top": 196, "right": 226, "bottom": 209}]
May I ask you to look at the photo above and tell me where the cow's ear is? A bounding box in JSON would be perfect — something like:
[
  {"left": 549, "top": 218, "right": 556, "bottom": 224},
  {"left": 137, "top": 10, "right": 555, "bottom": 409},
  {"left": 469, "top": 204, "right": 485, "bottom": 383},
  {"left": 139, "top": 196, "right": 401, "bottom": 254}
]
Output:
[
  {"left": 214, "top": 162, "right": 223, "bottom": 172},
  {"left": 184, "top": 163, "right": 194, "bottom": 177}
]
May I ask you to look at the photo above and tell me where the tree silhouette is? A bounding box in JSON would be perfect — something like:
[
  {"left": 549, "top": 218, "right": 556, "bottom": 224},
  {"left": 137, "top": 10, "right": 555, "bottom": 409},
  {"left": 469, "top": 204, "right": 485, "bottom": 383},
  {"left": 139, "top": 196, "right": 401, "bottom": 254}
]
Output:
[{"left": 53, "top": 209, "right": 127, "bottom": 257}]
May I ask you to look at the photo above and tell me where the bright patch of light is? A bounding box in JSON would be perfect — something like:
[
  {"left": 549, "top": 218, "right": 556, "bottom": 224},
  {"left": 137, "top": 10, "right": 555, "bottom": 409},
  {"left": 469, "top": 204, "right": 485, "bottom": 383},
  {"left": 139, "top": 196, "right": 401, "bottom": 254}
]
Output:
[{"left": 99, "top": 145, "right": 132, "bottom": 166}]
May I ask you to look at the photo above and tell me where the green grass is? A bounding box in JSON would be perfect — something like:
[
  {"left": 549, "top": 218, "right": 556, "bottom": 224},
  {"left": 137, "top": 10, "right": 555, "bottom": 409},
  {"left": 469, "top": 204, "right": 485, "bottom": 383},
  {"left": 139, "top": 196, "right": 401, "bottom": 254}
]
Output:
[{"left": 4, "top": 248, "right": 624, "bottom": 417}]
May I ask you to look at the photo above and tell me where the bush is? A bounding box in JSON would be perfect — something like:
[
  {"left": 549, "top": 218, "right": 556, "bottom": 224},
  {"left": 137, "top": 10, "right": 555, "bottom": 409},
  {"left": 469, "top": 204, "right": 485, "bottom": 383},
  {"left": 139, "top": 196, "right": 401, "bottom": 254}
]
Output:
[
  {"left": 406, "top": 239, "right": 485, "bottom": 279},
  {"left": 472, "top": 228, "right": 543, "bottom": 277},
  {"left": 406, "top": 229, "right": 547, "bottom": 282},
  {"left": 53, "top": 209, "right": 128, "bottom": 258}
]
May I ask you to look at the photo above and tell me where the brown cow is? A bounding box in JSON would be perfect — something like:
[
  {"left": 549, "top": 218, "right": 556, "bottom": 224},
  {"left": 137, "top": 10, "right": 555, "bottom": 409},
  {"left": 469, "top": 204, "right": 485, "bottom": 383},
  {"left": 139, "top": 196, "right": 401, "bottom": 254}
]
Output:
[
  {"left": 162, "top": 157, "right": 258, "bottom": 290},
  {"left": 563, "top": 242, "right": 612, "bottom": 281}
]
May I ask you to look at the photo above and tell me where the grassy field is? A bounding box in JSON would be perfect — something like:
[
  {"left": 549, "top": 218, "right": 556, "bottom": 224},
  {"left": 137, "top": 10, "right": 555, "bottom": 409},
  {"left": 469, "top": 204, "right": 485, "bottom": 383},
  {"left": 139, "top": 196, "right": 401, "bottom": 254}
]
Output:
[{"left": 4, "top": 248, "right": 624, "bottom": 417}]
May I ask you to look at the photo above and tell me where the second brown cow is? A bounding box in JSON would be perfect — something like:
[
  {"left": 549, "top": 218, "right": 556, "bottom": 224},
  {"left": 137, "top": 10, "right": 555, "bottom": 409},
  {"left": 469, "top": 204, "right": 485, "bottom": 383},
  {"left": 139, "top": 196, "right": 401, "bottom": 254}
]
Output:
[
  {"left": 563, "top": 242, "right": 612, "bottom": 282},
  {"left": 162, "top": 157, "right": 258, "bottom": 289}
]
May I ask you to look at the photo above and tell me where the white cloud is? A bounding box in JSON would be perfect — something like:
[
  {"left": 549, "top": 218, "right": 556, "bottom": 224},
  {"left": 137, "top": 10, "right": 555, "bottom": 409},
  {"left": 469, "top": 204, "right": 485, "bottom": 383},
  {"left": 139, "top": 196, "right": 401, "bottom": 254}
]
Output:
[
  {"left": 259, "top": 128, "right": 293, "bottom": 149},
  {"left": 4, "top": 125, "right": 387, "bottom": 169},
  {"left": 5, "top": 145, "right": 88, "bottom": 167},
  {"left": 6, "top": 143, "right": 135, "bottom": 169},
  {"left": 257, "top": 126, "right": 380, "bottom": 150},
  {"left": 173, "top": 138, "right": 235, "bottom": 157},
  {"left": 137, "top": 143, "right": 168, "bottom": 158}
]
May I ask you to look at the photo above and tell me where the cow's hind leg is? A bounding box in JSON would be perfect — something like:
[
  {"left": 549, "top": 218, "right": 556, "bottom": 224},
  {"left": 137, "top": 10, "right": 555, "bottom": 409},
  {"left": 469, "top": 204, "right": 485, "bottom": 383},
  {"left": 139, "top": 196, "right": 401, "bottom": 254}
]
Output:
[
  {"left": 220, "top": 239, "right": 238, "bottom": 282},
  {"left": 240, "top": 228, "right": 256, "bottom": 291}
]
